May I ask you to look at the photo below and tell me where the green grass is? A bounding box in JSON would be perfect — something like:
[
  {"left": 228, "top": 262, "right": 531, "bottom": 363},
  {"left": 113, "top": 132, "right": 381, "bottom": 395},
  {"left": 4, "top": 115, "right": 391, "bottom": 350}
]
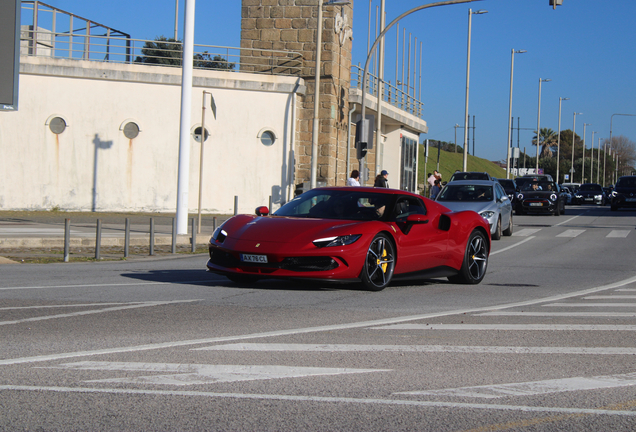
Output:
[{"left": 419, "top": 146, "right": 507, "bottom": 185}]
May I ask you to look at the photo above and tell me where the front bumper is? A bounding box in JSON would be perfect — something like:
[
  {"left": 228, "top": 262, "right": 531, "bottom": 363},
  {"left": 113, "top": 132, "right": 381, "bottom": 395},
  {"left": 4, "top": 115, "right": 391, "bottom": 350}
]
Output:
[
  {"left": 611, "top": 194, "right": 636, "bottom": 209},
  {"left": 517, "top": 199, "right": 557, "bottom": 213}
]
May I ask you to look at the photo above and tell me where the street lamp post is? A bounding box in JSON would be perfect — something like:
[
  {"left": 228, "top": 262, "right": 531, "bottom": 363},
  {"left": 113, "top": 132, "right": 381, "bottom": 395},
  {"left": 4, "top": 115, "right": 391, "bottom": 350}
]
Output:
[
  {"left": 597, "top": 136, "right": 601, "bottom": 184},
  {"left": 506, "top": 49, "right": 526, "bottom": 179},
  {"left": 590, "top": 130, "right": 595, "bottom": 182},
  {"left": 582, "top": 123, "right": 590, "bottom": 183},
  {"left": 310, "top": 0, "right": 351, "bottom": 190},
  {"left": 571, "top": 112, "right": 582, "bottom": 183},
  {"left": 358, "top": 0, "right": 480, "bottom": 178},
  {"left": 556, "top": 97, "right": 569, "bottom": 183},
  {"left": 463, "top": 8, "right": 488, "bottom": 172},
  {"left": 535, "top": 78, "right": 551, "bottom": 173}
]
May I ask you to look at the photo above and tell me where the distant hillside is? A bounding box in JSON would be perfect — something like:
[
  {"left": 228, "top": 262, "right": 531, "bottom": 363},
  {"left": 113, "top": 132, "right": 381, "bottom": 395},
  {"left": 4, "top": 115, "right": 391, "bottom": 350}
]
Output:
[{"left": 418, "top": 145, "right": 506, "bottom": 186}]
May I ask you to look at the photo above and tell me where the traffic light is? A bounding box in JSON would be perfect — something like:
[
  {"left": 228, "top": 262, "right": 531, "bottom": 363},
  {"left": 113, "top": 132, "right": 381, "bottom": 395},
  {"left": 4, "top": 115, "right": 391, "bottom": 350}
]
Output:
[
  {"left": 355, "top": 114, "right": 375, "bottom": 159},
  {"left": 356, "top": 141, "right": 368, "bottom": 159}
]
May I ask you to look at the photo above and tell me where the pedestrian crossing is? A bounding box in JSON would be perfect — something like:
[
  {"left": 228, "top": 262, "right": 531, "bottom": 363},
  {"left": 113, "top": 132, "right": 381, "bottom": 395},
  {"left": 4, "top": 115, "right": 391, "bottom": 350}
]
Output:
[{"left": 513, "top": 227, "right": 631, "bottom": 238}]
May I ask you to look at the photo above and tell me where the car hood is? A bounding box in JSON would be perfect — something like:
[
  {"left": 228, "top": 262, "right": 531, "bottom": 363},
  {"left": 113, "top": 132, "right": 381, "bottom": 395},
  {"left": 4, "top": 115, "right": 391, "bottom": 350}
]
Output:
[
  {"left": 219, "top": 215, "right": 368, "bottom": 244},
  {"left": 435, "top": 200, "right": 494, "bottom": 214}
]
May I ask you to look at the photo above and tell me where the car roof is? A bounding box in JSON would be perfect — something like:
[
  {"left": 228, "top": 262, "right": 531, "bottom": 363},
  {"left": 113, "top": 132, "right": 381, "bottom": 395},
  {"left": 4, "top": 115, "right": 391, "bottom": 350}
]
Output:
[
  {"left": 315, "top": 186, "right": 422, "bottom": 198},
  {"left": 443, "top": 180, "right": 497, "bottom": 186}
]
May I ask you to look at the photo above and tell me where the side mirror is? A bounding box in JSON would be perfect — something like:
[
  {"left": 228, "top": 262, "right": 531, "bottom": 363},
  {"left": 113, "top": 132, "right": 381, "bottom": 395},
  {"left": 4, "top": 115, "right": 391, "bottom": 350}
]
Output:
[{"left": 255, "top": 206, "right": 269, "bottom": 216}]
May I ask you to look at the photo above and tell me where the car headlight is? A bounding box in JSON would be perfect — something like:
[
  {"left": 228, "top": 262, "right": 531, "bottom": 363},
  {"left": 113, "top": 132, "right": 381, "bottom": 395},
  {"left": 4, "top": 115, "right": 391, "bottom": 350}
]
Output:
[
  {"left": 576, "top": 194, "right": 582, "bottom": 198},
  {"left": 550, "top": 194, "right": 557, "bottom": 201},
  {"left": 595, "top": 195, "right": 602, "bottom": 199},
  {"left": 612, "top": 191, "right": 618, "bottom": 197},
  {"left": 212, "top": 227, "right": 228, "bottom": 243},
  {"left": 313, "top": 234, "right": 361, "bottom": 248},
  {"left": 517, "top": 193, "right": 524, "bottom": 200},
  {"left": 479, "top": 211, "right": 495, "bottom": 219}
]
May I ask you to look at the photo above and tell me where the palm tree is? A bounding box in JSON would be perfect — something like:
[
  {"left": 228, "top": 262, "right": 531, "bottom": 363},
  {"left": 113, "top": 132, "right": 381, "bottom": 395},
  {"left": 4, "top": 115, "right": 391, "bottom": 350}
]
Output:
[{"left": 532, "top": 128, "right": 558, "bottom": 158}]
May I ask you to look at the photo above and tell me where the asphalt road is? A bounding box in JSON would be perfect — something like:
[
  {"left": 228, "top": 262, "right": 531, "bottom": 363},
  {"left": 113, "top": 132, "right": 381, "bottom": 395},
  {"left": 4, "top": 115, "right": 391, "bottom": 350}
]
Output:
[{"left": 1, "top": 204, "right": 636, "bottom": 431}]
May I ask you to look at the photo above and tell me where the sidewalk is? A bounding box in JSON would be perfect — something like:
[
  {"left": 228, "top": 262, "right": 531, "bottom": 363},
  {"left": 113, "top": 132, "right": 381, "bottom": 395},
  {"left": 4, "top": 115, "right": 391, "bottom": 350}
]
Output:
[{"left": 0, "top": 211, "right": 229, "bottom": 264}]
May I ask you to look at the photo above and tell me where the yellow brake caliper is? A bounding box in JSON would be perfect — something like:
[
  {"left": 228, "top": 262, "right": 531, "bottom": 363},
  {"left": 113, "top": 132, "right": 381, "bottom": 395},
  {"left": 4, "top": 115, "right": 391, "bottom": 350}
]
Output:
[{"left": 377, "top": 248, "right": 388, "bottom": 273}]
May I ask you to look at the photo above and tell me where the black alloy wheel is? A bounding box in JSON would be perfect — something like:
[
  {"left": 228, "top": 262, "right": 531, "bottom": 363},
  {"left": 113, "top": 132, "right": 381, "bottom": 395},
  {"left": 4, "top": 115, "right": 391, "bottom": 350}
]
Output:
[
  {"left": 360, "top": 233, "right": 396, "bottom": 291},
  {"left": 448, "top": 230, "right": 488, "bottom": 285},
  {"left": 492, "top": 217, "right": 501, "bottom": 240}
]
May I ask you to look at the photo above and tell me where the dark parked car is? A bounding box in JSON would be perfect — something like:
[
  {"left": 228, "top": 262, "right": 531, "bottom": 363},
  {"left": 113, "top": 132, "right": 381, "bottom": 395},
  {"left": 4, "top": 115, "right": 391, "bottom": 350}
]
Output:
[
  {"left": 515, "top": 174, "right": 554, "bottom": 192},
  {"left": 495, "top": 178, "right": 517, "bottom": 204},
  {"left": 574, "top": 183, "right": 606, "bottom": 205},
  {"left": 611, "top": 176, "right": 636, "bottom": 211},
  {"left": 515, "top": 179, "right": 565, "bottom": 216},
  {"left": 448, "top": 171, "right": 492, "bottom": 182}
]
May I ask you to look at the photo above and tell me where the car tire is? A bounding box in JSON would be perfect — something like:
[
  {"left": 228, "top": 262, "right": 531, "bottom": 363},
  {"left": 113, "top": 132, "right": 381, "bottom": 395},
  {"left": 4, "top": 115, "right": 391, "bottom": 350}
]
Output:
[
  {"left": 448, "top": 229, "right": 488, "bottom": 285},
  {"left": 359, "top": 233, "right": 396, "bottom": 291},
  {"left": 492, "top": 217, "right": 501, "bottom": 240},
  {"left": 502, "top": 215, "right": 513, "bottom": 236}
]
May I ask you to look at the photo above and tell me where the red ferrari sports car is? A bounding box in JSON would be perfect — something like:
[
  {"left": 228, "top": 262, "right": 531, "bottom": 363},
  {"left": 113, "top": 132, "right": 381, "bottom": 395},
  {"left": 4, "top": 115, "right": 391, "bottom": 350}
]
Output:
[{"left": 207, "top": 187, "right": 490, "bottom": 291}]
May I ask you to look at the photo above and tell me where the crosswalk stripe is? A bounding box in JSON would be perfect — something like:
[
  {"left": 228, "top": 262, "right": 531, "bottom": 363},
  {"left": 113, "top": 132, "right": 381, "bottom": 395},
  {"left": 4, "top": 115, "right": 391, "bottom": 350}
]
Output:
[
  {"left": 556, "top": 229, "right": 585, "bottom": 238},
  {"left": 607, "top": 230, "right": 630, "bottom": 238},
  {"left": 396, "top": 372, "right": 636, "bottom": 399},
  {"left": 512, "top": 228, "right": 541, "bottom": 237}
]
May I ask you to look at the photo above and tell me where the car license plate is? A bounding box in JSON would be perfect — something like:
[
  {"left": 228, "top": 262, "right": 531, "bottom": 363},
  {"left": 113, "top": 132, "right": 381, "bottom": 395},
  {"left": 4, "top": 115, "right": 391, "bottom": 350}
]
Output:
[
  {"left": 529, "top": 202, "right": 543, "bottom": 207},
  {"left": 626, "top": 198, "right": 636, "bottom": 202},
  {"left": 584, "top": 198, "right": 593, "bottom": 201},
  {"left": 241, "top": 254, "right": 268, "bottom": 263}
]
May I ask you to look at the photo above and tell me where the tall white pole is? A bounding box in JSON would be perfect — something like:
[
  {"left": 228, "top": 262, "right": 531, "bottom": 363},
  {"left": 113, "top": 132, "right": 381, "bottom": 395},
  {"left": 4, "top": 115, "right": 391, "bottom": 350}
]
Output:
[
  {"left": 374, "top": 0, "right": 386, "bottom": 172},
  {"left": 462, "top": 9, "right": 472, "bottom": 172},
  {"left": 597, "top": 137, "right": 601, "bottom": 184},
  {"left": 175, "top": 0, "right": 196, "bottom": 235},
  {"left": 582, "top": 123, "right": 590, "bottom": 183},
  {"left": 590, "top": 130, "right": 595, "bottom": 182},
  {"left": 174, "top": 0, "right": 179, "bottom": 40},
  {"left": 506, "top": 49, "right": 525, "bottom": 178},
  {"left": 535, "top": 78, "right": 550, "bottom": 173},
  {"left": 556, "top": 97, "right": 568, "bottom": 183},
  {"left": 571, "top": 112, "right": 581, "bottom": 183},
  {"left": 310, "top": 0, "right": 324, "bottom": 189}
]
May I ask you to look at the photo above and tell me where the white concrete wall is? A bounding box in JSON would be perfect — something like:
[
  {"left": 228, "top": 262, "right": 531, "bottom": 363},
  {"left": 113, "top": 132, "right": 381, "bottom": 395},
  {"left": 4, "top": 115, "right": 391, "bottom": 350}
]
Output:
[{"left": 0, "top": 56, "right": 305, "bottom": 214}]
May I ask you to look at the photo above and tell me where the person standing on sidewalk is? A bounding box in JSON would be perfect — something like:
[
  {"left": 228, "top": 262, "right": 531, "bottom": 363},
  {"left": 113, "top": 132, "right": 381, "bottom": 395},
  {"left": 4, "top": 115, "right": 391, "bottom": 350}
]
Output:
[{"left": 374, "top": 170, "right": 389, "bottom": 188}]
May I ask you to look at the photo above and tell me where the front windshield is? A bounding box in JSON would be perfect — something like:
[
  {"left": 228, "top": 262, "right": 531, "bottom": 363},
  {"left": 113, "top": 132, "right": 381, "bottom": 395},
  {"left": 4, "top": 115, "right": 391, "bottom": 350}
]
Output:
[
  {"left": 274, "top": 189, "right": 393, "bottom": 221},
  {"left": 616, "top": 177, "right": 636, "bottom": 188},
  {"left": 522, "top": 181, "right": 555, "bottom": 192},
  {"left": 437, "top": 184, "right": 493, "bottom": 202},
  {"left": 579, "top": 184, "right": 602, "bottom": 192}
]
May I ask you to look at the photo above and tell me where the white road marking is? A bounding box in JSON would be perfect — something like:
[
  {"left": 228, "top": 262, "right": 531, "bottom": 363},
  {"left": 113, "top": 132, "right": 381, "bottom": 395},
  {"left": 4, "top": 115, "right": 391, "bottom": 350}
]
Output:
[
  {"left": 397, "top": 372, "right": 636, "bottom": 399},
  {"left": 2, "top": 385, "right": 636, "bottom": 417},
  {"left": 585, "top": 295, "right": 636, "bottom": 299},
  {"left": 0, "top": 302, "right": 146, "bottom": 311},
  {"left": 617, "top": 289, "right": 636, "bottom": 292},
  {"left": 512, "top": 228, "right": 541, "bottom": 237},
  {"left": 490, "top": 237, "right": 535, "bottom": 256},
  {"left": 370, "top": 324, "right": 636, "bottom": 331},
  {"left": 544, "top": 303, "right": 636, "bottom": 307},
  {"left": 0, "top": 300, "right": 201, "bottom": 326},
  {"left": 553, "top": 214, "right": 584, "bottom": 227},
  {"left": 0, "top": 228, "right": 81, "bottom": 234},
  {"left": 0, "top": 280, "right": 214, "bottom": 291},
  {"left": 607, "top": 230, "right": 630, "bottom": 238},
  {"left": 3, "top": 274, "right": 636, "bottom": 366},
  {"left": 44, "top": 361, "right": 388, "bottom": 385},
  {"left": 556, "top": 229, "right": 585, "bottom": 238},
  {"left": 196, "top": 343, "right": 636, "bottom": 355},
  {"left": 478, "top": 312, "right": 636, "bottom": 317}
]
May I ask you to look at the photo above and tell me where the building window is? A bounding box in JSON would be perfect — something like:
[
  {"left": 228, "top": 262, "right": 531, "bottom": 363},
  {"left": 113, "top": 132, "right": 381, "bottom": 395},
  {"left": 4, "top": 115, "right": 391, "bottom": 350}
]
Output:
[
  {"left": 122, "top": 122, "right": 140, "bottom": 139},
  {"left": 48, "top": 117, "right": 67, "bottom": 134},
  {"left": 193, "top": 126, "right": 209, "bottom": 143},
  {"left": 257, "top": 128, "right": 277, "bottom": 146}
]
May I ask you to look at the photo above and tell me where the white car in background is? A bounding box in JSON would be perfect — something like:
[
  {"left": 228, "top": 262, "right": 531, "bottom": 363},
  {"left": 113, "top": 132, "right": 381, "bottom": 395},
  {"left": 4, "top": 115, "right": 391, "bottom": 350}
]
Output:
[{"left": 436, "top": 180, "right": 513, "bottom": 240}]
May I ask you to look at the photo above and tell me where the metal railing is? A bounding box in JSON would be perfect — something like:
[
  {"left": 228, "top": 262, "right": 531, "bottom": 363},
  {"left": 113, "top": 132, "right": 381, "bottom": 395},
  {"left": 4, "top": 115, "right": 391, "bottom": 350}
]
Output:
[
  {"left": 20, "top": 1, "right": 303, "bottom": 75},
  {"left": 350, "top": 64, "right": 424, "bottom": 118}
]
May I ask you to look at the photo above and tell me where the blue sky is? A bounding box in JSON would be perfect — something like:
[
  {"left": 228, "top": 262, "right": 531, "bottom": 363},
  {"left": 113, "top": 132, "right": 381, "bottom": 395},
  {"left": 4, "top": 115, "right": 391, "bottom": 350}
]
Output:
[{"left": 33, "top": 0, "right": 636, "bottom": 162}]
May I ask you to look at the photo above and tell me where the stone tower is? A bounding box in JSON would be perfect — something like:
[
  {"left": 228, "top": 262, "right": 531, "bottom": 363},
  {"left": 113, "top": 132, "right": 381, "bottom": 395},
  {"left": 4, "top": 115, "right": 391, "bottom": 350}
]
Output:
[{"left": 240, "top": 0, "right": 354, "bottom": 187}]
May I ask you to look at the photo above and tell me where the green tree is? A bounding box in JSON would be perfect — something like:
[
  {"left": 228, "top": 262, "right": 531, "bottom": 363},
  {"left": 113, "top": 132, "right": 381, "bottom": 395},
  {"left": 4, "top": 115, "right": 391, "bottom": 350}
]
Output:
[
  {"left": 532, "top": 127, "right": 558, "bottom": 158},
  {"left": 135, "top": 37, "right": 235, "bottom": 71},
  {"left": 134, "top": 36, "right": 182, "bottom": 66}
]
